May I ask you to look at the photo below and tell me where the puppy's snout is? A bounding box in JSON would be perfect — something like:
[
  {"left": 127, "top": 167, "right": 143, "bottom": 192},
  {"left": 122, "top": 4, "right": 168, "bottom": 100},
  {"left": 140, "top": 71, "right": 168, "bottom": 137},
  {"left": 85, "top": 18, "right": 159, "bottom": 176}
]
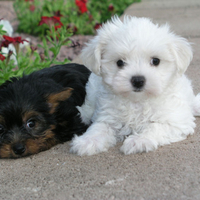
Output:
[
  {"left": 131, "top": 76, "right": 146, "bottom": 91},
  {"left": 13, "top": 143, "right": 26, "bottom": 155}
]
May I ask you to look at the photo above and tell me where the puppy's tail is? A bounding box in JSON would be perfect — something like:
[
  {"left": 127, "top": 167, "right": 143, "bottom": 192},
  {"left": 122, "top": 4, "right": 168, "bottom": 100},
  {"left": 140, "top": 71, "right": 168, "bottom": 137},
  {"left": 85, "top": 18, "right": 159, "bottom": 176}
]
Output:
[{"left": 193, "top": 93, "right": 200, "bottom": 116}]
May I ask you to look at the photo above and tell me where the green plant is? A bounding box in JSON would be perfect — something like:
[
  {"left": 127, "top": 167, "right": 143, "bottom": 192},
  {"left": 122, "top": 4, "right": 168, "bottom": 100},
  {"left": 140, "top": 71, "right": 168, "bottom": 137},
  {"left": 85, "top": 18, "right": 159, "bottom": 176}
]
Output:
[
  {"left": 0, "top": 23, "right": 72, "bottom": 85},
  {"left": 13, "top": 0, "right": 140, "bottom": 36}
]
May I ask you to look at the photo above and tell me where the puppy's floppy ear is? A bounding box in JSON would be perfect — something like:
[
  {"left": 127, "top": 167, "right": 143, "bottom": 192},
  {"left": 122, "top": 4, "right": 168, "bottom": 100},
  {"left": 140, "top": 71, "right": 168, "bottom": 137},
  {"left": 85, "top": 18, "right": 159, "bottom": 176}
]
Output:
[
  {"left": 80, "top": 35, "right": 102, "bottom": 76},
  {"left": 47, "top": 87, "right": 73, "bottom": 114},
  {"left": 81, "top": 16, "right": 122, "bottom": 75},
  {"left": 170, "top": 35, "right": 193, "bottom": 74}
]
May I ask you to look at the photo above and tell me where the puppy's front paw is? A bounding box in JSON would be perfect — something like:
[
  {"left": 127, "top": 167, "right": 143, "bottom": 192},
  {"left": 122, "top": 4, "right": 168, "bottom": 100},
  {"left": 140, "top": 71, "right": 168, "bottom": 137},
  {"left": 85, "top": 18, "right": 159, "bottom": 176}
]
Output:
[
  {"left": 193, "top": 93, "right": 200, "bottom": 116},
  {"left": 70, "top": 135, "right": 111, "bottom": 156},
  {"left": 120, "top": 135, "right": 157, "bottom": 155}
]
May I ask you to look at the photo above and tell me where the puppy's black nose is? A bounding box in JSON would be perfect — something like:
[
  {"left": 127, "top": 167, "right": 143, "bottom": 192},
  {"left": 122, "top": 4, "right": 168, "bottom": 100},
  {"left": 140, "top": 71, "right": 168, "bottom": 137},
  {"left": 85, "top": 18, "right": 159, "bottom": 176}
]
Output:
[
  {"left": 131, "top": 76, "right": 146, "bottom": 90},
  {"left": 13, "top": 143, "right": 26, "bottom": 155}
]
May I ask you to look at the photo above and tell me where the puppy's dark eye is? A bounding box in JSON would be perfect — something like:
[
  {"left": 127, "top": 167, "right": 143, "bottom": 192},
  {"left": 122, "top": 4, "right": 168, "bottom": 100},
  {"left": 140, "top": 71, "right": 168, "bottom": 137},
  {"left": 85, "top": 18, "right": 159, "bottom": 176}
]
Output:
[
  {"left": 117, "top": 60, "right": 125, "bottom": 68},
  {"left": 0, "top": 124, "right": 5, "bottom": 134},
  {"left": 150, "top": 58, "right": 160, "bottom": 66},
  {"left": 26, "top": 119, "right": 36, "bottom": 129}
]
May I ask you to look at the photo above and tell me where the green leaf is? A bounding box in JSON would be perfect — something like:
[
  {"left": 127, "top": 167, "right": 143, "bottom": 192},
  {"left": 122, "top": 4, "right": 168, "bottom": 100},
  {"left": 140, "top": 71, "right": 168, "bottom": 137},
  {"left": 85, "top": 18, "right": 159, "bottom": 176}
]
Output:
[
  {"left": 0, "top": 25, "right": 7, "bottom": 35},
  {"left": 49, "top": 47, "right": 57, "bottom": 56}
]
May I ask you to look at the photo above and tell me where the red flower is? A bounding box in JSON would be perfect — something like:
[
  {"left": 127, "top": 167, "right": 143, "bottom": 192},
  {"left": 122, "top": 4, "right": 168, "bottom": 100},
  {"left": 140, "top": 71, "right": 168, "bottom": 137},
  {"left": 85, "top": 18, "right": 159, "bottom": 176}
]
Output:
[
  {"left": 0, "top": 53, "right": 5, "bottom": 61},
  {"left": 1, "top": 35, "right": 28, "bottom": 55},
  {"left": 75, "top": 0, "right": 88, "bottom": 13},
  {"left": 55, "top": 25, "right": 62, "bottom": 31},
  {"left": 38, "top": 16, "right": 63, "bottom": 27},
  {"left": 94, "top": 23, "right": 102, "bottom": 30},
  {"left": 108, "top": 4, "right": 114, "bottom": 12},
  {"left": 0, "top": 40, "right": 10, "bottom": 50},
  {"left": 3, "top": 35, "right": 15, "bottom": 43},
  {"left": 0, "top": 36, "right": 28, "bottom": 51},
  {"left": 29, "top": 5, "right": 35, "bottom": 12},
  {"left": 3, "top": 35, "right": 28, "bottom": 45}
]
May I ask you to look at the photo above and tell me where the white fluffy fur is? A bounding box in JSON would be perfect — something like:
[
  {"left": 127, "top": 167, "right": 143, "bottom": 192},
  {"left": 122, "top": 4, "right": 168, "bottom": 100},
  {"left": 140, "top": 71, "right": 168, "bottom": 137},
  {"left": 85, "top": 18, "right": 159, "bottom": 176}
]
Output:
[{"left": 71, "top": 16, "right": 200, "bottom": 155}]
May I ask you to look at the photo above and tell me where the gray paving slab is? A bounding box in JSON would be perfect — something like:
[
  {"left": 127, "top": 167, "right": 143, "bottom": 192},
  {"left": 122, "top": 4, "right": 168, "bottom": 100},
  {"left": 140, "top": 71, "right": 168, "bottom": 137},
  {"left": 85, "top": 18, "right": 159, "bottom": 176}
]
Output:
[
  {"left": 123, "top": 0, "right": 200, "bottom": 38},
  {"left": 1, "top": 0, "right": 200, "bottom": 199}
]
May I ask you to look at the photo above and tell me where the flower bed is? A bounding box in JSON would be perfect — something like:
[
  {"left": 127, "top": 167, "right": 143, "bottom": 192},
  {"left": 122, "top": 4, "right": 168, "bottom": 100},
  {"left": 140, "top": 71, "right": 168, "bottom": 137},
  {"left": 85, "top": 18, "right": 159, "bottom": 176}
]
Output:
[
  {"left": 0, "top": 0, "right": 140, "bottom": 84},
  {"left": 14, "top": 0, "right": 140, "bottom": 36}
]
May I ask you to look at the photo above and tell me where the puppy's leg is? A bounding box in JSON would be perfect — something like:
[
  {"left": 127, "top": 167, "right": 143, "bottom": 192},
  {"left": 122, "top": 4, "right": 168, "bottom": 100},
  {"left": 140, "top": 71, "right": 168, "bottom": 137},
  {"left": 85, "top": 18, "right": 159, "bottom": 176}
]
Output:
[
  {"left": 120, "top": 121, "right": 195, "bottom": 155},
  {"left": 193, "top": 93, "right": 200, "bottom": 116},
  {"left": 70, "top": 122, "right": 116, "bottom": 156}
]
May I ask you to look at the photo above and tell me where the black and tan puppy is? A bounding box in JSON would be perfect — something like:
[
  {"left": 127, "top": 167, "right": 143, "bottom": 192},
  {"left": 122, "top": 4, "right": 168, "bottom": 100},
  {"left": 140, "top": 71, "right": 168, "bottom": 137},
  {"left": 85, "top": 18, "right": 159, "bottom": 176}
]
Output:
[{"left": 0, "top": 63, "right": 91, "bottom": 158}]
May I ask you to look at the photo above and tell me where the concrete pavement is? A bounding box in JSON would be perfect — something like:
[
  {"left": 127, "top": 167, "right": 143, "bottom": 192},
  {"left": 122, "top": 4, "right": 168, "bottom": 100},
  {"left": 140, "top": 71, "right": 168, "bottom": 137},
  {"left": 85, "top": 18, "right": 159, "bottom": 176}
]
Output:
[{"left": 1, "top": 0, "right": 200, "bottom": 199}]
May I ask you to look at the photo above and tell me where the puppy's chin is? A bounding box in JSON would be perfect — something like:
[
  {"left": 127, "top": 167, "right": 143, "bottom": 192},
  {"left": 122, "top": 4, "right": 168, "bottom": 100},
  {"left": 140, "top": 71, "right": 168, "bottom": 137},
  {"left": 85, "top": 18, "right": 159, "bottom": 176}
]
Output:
[{"left": 113, "top": 89, "right": 161, "bottom": 103}]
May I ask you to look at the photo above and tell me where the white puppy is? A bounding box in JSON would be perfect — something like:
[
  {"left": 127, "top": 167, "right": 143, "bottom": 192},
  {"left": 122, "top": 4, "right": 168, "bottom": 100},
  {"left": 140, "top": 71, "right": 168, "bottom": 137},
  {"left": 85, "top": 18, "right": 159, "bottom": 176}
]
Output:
[{"left": 71, "top": 16, "right": 200, "bottom": 155}]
